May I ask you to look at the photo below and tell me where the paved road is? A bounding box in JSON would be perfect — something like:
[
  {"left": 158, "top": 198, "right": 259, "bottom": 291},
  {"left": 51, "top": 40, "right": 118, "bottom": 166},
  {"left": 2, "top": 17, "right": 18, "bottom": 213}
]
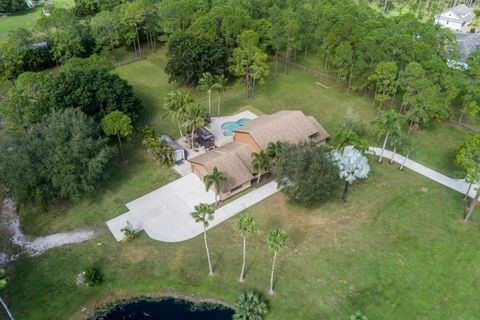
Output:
[{"left": 368, "top": 146, "right": 478, "bottom": 198}]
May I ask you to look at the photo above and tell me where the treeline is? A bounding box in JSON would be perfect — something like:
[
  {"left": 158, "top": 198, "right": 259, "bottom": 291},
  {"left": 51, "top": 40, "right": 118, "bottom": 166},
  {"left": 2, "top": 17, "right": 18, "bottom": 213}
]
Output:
[{"left": 0, "top": 56, "right": 142, "bottom": 206}]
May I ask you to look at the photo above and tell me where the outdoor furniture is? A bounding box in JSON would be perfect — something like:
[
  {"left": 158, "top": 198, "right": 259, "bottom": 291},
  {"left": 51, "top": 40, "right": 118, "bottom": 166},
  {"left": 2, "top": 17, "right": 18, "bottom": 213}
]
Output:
[{"left": 195, "top": 127, "right": 215, "bottom": 148}]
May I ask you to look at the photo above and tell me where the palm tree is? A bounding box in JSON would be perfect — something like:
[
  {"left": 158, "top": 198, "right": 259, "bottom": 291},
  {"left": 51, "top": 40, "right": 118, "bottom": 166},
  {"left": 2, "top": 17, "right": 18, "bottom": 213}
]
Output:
[
  {"left": 233, "top": 290, "right": 268, "bottom": 320},
  {"left": 163, "top": 90, "right": 193, "bottom": 137},
  {"left": 387, "top": 130, "right": 404, "bottom": 164},
  {"left": 204, "top": 167, "right": 227, "bottom": 206},
  {"left": 237, "top": 213, "right": 257, "bottom": 283},
  {"left": 183, "top": 103, "right": 206, "bottom": 149},
  {"left": 333, "top": 127, "right": 369, "bottom": 154},
  {"left": 265, "top": 228, "right": 288, "bottom": 295},
  {"left": 266, "top": 141, "right": 283, "bottom": 162},
  {"left": 333, "top": 148, "right": 371, "bottom": 202},
  {"left": 214, "top": 74, "right": 227, "bottom": 116},
  {"left": 0, "top": 268, "right": 15, "bottom": 320},
  {"left": 464, "top": 187, "right": 480, "bottom": 222},
  {"left": 191, "top": 203, "right": 215, "bottom": 276},
  {"left": 252, "top": 150, "right": 270, "bottom": 184},
  {"left": 398, "top": 137, "right": 416, "bottom": 171},
  {"left": 198, "top": 72, "right": 219, "bottom": 115},
  {"left": 373, "top": 109, "right": 403, "bottom": 163}
]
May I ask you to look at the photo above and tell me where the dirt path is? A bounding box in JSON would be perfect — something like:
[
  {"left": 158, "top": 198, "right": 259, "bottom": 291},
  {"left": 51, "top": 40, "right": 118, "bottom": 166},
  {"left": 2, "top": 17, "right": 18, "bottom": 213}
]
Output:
[{"left": 0, "top": 199, "right": 96, "bottom": 265}]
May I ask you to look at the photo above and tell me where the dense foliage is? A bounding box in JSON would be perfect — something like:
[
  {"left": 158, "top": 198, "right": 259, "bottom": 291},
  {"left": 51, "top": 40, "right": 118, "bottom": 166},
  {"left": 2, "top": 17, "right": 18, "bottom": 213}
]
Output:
[
  {"left": 1, "top": 0, "right": 478, "bottom": 127},
  {"left": 233, "top": 290, "right": 268, "bottom": 320},
  {"left": 0, "top": 65, "right": 142, "bottom": 131},
  {"left": 0, "top": 0, "right": 26, "bottom": 13},
  {"left": 84, "top": 267, "right": 104, "bottom": 287},
  {"left": 165, "top": 33, "right": 230, "bottom": 85},
  {"left": 0, "top": 109, "right": 116, "bottom": 205},
  {"left": 273, "top": 142, "right": 341, "bottom": 206}
]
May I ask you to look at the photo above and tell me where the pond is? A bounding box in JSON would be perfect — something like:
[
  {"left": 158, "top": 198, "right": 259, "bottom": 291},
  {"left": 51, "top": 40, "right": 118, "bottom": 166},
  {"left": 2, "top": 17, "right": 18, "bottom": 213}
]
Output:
[{"left": 94, "top": 298, "right": 234, "bottom": 320}]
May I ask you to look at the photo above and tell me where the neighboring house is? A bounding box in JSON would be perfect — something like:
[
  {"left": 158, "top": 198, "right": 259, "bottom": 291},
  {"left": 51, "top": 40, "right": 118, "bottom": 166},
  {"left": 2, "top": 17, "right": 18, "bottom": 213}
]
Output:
[
  {"left": 435, "top": 4, "right": 475, "bottom": 31},
  {"left": 189, "top": 110, "right": 330, "bottom": 200},
  {"left": 448, "top": 32, "right": 480, "bottom": 70}
]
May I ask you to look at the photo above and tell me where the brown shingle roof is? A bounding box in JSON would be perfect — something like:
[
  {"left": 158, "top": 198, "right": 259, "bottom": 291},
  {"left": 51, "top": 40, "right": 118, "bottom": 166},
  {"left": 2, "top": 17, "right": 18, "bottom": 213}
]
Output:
[
  {"left": 233, "top": 110, "right": 329, "bottom": 149},
  {"left": 189, "top": 142, "right": 254, "bottom": 193}
]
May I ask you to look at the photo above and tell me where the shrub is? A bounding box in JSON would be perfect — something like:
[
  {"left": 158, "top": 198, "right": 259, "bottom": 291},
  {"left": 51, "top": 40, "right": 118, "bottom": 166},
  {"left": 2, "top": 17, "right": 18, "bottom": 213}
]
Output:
[
  {"left": 84, "top": 267, "right": 103, "bottom": 287},
  {"left": 350, "top": 311, "right": 368, "bottom": 320},
  {"left": 272, "top": 141, "right": 341, "bottom": 207},
  {"left": 233, "top": 290, "right": 268, "bottom": 320},
  {"left": 474, "top": 9, "right": 480, "bottom": 16},
  {"left": 121, "top": 221, "right": 140, "bottom": 243},
  {"left": 0, "top": 268, "right": 6, "bottom": 289}
]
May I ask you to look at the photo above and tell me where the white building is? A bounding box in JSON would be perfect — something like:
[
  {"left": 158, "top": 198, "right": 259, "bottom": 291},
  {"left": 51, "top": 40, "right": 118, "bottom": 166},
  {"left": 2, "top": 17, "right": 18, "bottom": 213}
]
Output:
[{"left": 434, "top": 4, "right": 475, "bottom": 31}]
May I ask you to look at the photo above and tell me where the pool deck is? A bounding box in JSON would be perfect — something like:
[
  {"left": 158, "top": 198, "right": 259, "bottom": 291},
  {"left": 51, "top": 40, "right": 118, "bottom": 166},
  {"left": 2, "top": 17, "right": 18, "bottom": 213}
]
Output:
[{"left": 209, "top": 110, "right": 258, "bottom": 146}]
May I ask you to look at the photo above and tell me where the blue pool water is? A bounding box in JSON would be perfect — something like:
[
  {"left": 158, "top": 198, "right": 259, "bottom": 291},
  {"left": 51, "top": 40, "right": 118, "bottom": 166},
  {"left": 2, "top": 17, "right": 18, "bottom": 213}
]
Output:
[{"left": 221, "top": 118, "right": 251, "bottom": 136}]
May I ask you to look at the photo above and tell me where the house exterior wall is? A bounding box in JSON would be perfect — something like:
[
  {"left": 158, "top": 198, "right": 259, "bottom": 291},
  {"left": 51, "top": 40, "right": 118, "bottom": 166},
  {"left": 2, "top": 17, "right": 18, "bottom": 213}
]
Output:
[
  {"left": 435, "top": 17, "right": 464, "bottom": 30},
  {"left": 191, "top": 162, "right": 209, "bottom": 181},
  {"left": 234, "top": 132, "right": 261, "bottom": 152},
  {"left": 191, "top": 162, "right": 252, "bottom": 201},
  {"left": 219, "top": 181, "right": 251, "bottom": 201}
]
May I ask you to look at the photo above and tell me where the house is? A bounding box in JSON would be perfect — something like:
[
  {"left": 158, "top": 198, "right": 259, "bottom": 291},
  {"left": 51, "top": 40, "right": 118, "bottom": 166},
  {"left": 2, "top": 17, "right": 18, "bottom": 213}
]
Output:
[
  {"left": 189, "top": 142, "right": 255, "bottom": 200},
  {"left": 189, "top": 110, "right": 329, "bottom": 200},
  {"left": 435, "top": 5, "right": 476, "bottom": 31},
  {"left": 447, "top": 32, "right": 480, "bottom": 70},
  {"left": 233, "top": 110, "right": 329, "bottom": 152}
]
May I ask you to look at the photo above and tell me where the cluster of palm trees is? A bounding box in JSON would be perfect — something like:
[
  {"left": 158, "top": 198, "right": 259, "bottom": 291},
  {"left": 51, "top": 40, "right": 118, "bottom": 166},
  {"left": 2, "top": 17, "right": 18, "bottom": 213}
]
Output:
[
  {"left": 163, "top": 90, "right": 207, "bottom": 149},
  {"left": 191, "top": 204, "right": 289, "bottom": 296},
  {"left": 197, "top": 72, "right": 228, "bottom": 117},
  {"left": 252, "top": 141, "right": 284, "bottom": 184}
]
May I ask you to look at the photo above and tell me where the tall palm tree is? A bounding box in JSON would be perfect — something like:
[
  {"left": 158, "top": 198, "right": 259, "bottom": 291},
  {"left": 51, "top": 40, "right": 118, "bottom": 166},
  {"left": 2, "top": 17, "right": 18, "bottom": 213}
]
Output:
[
  {"left": 233, "top": 290, "right": 268, "bottom": 320},
  {"left": 214, "top": 74, "right": 227, "bottom": 116},
  {"left": 191, "top": 203, "right": 215, "bottom": 276},
  {"left": 252, "top": 150, "right": 270, "bottom": 184},
  {"left": 373, "top": 109, "right": 403, "bottom": 163},
  {"left": 198, "top": 72, "right": 220, "bottom": 115},
  {"left": 204, "top": 167, "right": 227, "bottom": 206},
  {"left": 399, "top": 137, "right": 416, "bottom": 171},
  {"left": 163, "top": 90, "right": 193, "bottom": 137},
  {"left": 183, "top": 103, "right": 206, "bottom": 149},
  {"left": 266, "top": 141, "right": 283, "bottom": 162},
  {"left": 237, "top": 213, "right": 257, "bottom": 283},
  {"left": 266, "top": 228, "right": 288, "bottom": 295}
]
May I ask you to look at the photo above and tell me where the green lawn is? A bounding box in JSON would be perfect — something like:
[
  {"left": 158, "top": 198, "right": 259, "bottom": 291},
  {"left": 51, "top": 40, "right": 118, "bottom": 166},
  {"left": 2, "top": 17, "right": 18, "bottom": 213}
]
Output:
[
  {"left": 5, "top": 164, "right": 480, "bottom": 319},
  {"left": 4, "top": 49, "right": 480, "bottom": 319},
  {"left": 0, "top": 0, "right": 74, "bottom": 41}
]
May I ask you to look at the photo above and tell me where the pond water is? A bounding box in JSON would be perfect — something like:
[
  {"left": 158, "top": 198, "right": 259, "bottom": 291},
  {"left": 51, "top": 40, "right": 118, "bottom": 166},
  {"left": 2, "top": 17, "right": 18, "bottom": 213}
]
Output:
[{"left": 94, "top": 298, "right": 234, "bottom": 320}]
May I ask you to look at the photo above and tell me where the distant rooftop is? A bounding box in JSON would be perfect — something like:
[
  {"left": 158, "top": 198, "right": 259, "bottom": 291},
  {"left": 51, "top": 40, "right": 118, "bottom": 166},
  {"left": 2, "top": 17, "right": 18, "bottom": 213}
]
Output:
[
  {"left": 436, "top": 4, "right": 475, "bottom": 23},
  {"left": 455, "top": 32, "right": 480, "bottom": 62}
]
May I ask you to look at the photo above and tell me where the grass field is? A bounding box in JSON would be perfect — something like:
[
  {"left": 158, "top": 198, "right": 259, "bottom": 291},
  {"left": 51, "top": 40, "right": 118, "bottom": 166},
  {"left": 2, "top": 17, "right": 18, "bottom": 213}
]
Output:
[
  {"left": 4, "top": 48, "right": 480, "bottom": 319},
  {"left": 0, "top": 0, "right": 74, "bottom": 41},
  {"left": 6, "top": 164, "right": 480, "bottom": 319}
]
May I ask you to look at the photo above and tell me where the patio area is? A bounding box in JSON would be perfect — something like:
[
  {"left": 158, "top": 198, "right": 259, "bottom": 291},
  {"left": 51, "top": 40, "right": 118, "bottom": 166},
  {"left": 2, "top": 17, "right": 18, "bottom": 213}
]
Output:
[{"left": 172, "top": 110, "right": 258, "bottom": 177}]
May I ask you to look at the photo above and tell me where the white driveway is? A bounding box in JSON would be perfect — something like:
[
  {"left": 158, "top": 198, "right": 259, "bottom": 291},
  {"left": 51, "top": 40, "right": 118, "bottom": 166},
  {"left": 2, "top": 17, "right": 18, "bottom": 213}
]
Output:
[
  {"left": 106, "top": 174, "right": 216, "bottom": 242},
  {"left": 106, "top": 173, "right": 280, "bottom": 242}
]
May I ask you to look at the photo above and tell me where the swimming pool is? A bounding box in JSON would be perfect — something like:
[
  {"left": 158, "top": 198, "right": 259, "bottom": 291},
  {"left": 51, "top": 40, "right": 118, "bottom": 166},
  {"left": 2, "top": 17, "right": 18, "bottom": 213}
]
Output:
[{"left": 221, "top": 118, "right": 251, "bottom": 136}]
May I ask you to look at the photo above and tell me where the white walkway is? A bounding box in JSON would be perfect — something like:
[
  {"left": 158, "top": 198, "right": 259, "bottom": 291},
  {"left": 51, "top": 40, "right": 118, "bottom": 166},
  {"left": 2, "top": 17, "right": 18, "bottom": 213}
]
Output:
[
  {"left": 106, "top": 173, "right": 280, "bottom": 242},
  {"left": 368, "top": 146, "right": 478, "bottom": 198}
]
